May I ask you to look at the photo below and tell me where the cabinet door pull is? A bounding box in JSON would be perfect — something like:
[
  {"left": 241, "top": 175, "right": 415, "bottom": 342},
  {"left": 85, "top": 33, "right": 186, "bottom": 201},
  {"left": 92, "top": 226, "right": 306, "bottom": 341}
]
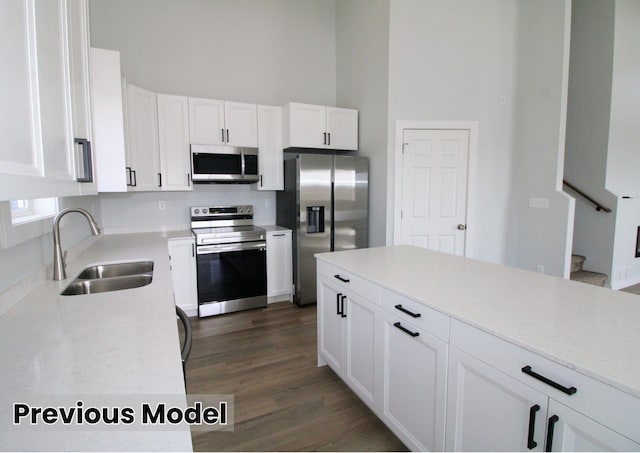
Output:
[
  {"left": 158, "top": 172, "right": 162, "bottom": 187},
  {"left": 336, "top": 293, "right": 343, "bottom": 316},
  {"left": 334, "top": 274, "right": 350, "bottom": 283},
  {"left": 221, "top": 128, "right": 225, "bottom": 142},
  {"left": 260, "top": 174, "right": 263, "bottom": 187},
  {"left": 273, "top": 233, "right": 286, "bottom": 237},
  {"left": 74, "top": 138, "right": 93, "bottom": 182},
  {"left": 393, "top": 322, "right": 419, "bottom": 337},
  {"left": 544, "top": 415, "right": 559, "bottom": 452},
  {"left": 327, "top": 132, "right": 331, "bottom": 146},
  {"left": 126, "top": 167, "right": 132, "bottom": 186},
  {"left": 226, "top": 129, "right": 230, "bottom": 143},
  {"left": 394, "top": 304, "right": 422, "bottom": 318},
  {"left": 340, "top": 295, "right": 347, "bottom": 318},
  {"left": 131, "top": 170, "right": 137, "bottom": 187},
  {"left": 187, "top": 173, "right": 191, "bottom": 187},
  {"left": 527, "top": 404, "right": 540, "bottom": 449},
  {"left": 521, "top": 366, "right": 577, "bottom": 395}
]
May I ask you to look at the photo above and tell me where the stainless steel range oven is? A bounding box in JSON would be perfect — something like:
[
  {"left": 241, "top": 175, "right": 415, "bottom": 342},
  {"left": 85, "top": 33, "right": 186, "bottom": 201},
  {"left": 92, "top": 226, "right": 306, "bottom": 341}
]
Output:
[{"left": 191, "top": 205, "right": 267, "bottom": 317}]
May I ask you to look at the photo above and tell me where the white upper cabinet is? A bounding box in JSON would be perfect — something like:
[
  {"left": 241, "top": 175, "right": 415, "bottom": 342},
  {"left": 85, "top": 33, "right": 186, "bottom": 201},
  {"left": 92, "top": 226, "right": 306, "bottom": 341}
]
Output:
[
  {"left": 254, "top": 105, "right": 283, "bottom": 191},
  {"left": 188, "top": 97, "right": 257, "bottom": 147},
  {"left": 67, "top": 0, "right": 96, "bottom": 194},
  {"left": 90, "top": 47, "right": 127, "bottom": 192},
  {"left": 126, "top": 84, "right": 160, "bottom": 191},
  {"left": 0, "top": 0, "right": 90, "bottom": 201},
  {"left": 283, "top": 102, "right": 358, "bottom": 151},
  {"left": 157, "top": 94, "right": 191, "bottom": 191}
]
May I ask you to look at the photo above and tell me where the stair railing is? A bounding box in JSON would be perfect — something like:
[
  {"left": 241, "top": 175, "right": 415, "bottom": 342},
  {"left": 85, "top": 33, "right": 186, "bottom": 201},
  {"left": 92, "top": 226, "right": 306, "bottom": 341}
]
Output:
[{"left": 562, "top": 180, "right": 612, "bottom": 213}]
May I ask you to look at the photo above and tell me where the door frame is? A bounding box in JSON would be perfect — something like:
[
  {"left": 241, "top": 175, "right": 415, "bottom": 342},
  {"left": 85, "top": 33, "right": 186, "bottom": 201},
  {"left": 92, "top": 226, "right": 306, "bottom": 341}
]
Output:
[{"left": 391, "top": 120, "right": 479, "bottom": 258}]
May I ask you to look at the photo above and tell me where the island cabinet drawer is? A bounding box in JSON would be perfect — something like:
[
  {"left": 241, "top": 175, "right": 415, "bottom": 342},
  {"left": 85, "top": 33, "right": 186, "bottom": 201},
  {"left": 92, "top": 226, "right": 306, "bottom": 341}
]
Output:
[
  {"left": 450, "top": 319, "right": 640, "bottom": 444},
  {"left": 379, "top": 288, "right": 449, "bottom": 343},
  {"left": 316, "top": 260, "right": 380, "bottom": 305}
]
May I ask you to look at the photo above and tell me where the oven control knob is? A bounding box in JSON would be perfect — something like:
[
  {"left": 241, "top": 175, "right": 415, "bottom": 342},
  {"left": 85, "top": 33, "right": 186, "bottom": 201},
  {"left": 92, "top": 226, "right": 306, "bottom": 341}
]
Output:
[
  {"left": 239, "top": 207, "right": 244, "bottom": 213},
  {"left": 194, "top": 209, "right": 200, "bottom": 215},
  {"left": 202, "top": 208, "right": 208, "bottom": 214}
]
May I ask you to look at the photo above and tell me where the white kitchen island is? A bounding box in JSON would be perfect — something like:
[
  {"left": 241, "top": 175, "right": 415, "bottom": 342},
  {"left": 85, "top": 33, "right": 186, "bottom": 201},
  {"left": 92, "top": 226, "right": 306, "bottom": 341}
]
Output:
[
  {"left": 316, "top": 245, "right": 640, "bottom": 452},
  {"left": 0, "top": 232, "right": 193, "bottom": 452}
]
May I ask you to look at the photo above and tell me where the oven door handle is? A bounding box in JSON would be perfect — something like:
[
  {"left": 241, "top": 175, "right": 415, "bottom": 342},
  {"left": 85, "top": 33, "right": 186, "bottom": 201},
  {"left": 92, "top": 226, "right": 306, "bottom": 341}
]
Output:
[{"left": 196, "top": 242, "right": 267, "bottom": 254}]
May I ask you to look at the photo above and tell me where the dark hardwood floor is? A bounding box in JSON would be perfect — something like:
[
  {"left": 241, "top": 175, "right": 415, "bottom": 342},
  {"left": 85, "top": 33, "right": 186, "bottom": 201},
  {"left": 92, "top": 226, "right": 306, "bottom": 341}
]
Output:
[{"left": 184, "top": 302, "right": 408, "bottom": 452}]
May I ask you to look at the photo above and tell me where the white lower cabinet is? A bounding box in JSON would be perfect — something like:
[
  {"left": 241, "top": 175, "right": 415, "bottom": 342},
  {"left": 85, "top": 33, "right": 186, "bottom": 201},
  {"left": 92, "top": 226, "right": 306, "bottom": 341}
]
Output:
[
  {"left": 168, "top": 237, "right": 198, "bottom": 317},
  {"left": 380, "top": 311, "right": 447, "bottom": 452},
  {"left": 546, "top": 400, "right": 640, "bottom": 451},
  {"left": 266, "top": 229, "right": 292, "bottom": 302},
  {"left": 447, "top": 319, "right": 640, "bottom": 452},
  {"left": 317, "top": 259, "right": 640, "bottom": 452},
  {"left": 446, "top": 346, "right": 549, "bottom": 451},
  {"left": 318, "top": 275, "right": 377, "bottom": 408}
]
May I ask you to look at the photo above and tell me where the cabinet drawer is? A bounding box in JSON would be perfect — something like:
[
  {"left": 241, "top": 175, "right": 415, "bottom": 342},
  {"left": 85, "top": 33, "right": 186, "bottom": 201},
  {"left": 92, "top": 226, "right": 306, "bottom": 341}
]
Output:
[
  {"left": 451, "top": 319, "right": 640, "bottom": 443},
  {"left": 379, "top": 288, "right": 449, "bottom": 343},
  {"left": 316, "top": 260, "right": 380, "bottom": 305}
]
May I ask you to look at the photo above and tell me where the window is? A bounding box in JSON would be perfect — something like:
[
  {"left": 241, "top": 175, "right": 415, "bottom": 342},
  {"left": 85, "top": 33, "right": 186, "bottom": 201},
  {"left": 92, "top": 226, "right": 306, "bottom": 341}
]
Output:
[
  {"left": 0, "top": 197, "right": 59, "bottom": 248},
  {"left": 9, "top": 197, "right": 58, "bottom": 225}
]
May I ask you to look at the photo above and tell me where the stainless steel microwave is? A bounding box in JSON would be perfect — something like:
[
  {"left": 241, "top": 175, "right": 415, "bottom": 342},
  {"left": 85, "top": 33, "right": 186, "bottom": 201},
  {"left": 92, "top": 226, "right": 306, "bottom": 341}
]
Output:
[{"left": 191, "top": 144, "right": 259, "bottom": 183}]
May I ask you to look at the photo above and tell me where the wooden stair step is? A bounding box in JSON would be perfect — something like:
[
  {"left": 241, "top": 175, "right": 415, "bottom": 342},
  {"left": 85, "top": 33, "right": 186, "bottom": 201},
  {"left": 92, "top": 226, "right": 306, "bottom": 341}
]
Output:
[{"left": 570, "top": 270, "right": 607, "bottom": 287}]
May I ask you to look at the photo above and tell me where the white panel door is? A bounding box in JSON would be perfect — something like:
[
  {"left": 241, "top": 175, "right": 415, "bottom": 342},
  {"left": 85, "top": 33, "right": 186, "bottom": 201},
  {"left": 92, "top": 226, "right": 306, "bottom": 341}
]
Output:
[
  {"left": 445, "top": 347, "right": 547, "bottom": 452},
  {"left": 188, "top": 97, "right": 225, "bottom": 145},
  {"left": 400, "top": 128, "right": 469, "bottom": 255},
  {"left": 326, "top": 107, "right": 358, "bottom": 150},
  {"left": 157, "top": 94, "right": 191, "bottom": 191},
  {"left": 256, "top": 105, "right": 283, "bottom": 190},
  {"left": 381, "top": 312, "right": 448, "bottom": 452},
  {"left": 224, "top": 101, "right": 257, "bottom": 147},
  {"left": 288, "top": 102, "right": 326, "bottom": 148},
  {"left": 127, "top": 84, "right": 160, "bottom": 191},
  {"left": 546, "top": 400, "right": 640, "bottom": 452}
]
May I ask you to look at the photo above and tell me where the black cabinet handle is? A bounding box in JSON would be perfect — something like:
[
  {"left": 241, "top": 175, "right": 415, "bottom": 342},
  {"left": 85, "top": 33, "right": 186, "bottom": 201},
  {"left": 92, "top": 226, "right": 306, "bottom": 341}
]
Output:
[
  {"left": 521, "top": 366, "right": 577, "bottom": 395},
  {"left": 226, "top": 129, "right": 230, "bottom": 143},
  {"left": 221, "top": 128, "right": 225, "bottom": 142},
  {"left": 74, "top": 138, "right": 93, "bottom": 182},
  {"left": 393, "top": 322, "right": 419, "bottom": 337},
  {"left": 394, "top": 304, "right": 421, "bottom": 318},
  {"left": 158, "top": 172, "right": 162, "bottom": 187},
  {"left": 323, "top": 132, "right": 327, "bottom": 145},
  {"left": 260, "top": 174, "right": 263, "bottom": 187},
  {"left": 187, "top": 173, "right": 191, "bottom": 187},
  {"left": 131, "top": 169, "right": 137, "bottom": 186},
  {"left": 527, "top": 404, "right": 540, "bottom": 449},
  {"left": 545, "top": 415, "right": 559, "bottom": 452},
  {"left": 336, "top": 293, "right": 343, "bottom": 316},
  {"left": 126, "top": 166, "right": 132, "bottom": 186},
  {"left": 334, "top": 274, "right": 350, "bottom": 283},
  {"left": 327, "top": 132, "right": 331, "bottom": 146},
  {"left": 340, "top": 295, "right": 347, "bottom": 318}
]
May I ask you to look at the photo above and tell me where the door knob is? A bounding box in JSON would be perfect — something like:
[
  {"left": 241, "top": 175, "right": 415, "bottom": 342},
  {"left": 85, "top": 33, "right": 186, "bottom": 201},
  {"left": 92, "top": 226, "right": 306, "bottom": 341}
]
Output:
[{"left": 457, "top": 224, "right": 467, "bottom": 231}]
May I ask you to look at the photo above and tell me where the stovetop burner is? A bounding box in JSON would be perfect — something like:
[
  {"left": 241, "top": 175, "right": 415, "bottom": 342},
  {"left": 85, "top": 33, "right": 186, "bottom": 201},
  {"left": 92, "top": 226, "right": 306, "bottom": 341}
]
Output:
[{"left": 190, "top": 205, "right": 264, "bottom": 245}]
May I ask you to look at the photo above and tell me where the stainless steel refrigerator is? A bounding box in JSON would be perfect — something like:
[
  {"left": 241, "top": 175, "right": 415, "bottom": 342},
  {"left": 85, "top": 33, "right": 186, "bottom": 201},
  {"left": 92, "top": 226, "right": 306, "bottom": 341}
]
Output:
[{"left": 276, "top": 154, "right": 368, "bottom": 306}]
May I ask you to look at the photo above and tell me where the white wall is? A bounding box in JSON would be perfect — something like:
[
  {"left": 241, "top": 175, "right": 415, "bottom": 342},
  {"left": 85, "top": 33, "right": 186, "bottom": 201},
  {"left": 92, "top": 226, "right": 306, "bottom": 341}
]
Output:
[
  {"left": 511, "top": 0, "right": 575, "bottom": 278},
  {"left": 335, "top": 0, "right": 390, "bottom": 247},
  {"left": 89, "top": 0, "right": 338, "bottom": 232},
  {"left": 385, "top": 0, "right": 520, "bottom": 265},
  {"left": 606, "top": 0, "right": 640, "bottom": 197},
  {"left": 89, "top": 0, "right": 337, "bottom": 106},
  {"left": 0, "top": 196, "right": 101, "bottom": 295},
  {"left": 564, "top": 0, "right": 617, "bottom": 282},
  {"left": 99, "top": 186, "right": 275, "bottom": 233}
]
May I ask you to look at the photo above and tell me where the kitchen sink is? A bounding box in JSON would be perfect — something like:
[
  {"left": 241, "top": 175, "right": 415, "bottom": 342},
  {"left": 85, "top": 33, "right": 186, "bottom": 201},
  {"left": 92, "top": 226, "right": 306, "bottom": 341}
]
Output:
[
  {"left": 61, "top": 261, "right": 154, "bottom": 296},
  {"left": 76, "top": 261, "right": 154, "bottom": 279}
]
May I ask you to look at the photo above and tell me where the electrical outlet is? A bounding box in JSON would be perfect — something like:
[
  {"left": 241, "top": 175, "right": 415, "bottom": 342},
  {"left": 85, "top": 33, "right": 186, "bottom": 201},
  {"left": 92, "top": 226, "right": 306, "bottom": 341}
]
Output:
[
  {"left": 536, "top": 265, "right": 545, "bottom": 274},
  {"left": 529, "top": 198, "right": 549, "bottom": 209},
  {"left": 265, "top": 198, "right": 271, "bottom": 208},
  {"left": 159, "top": 200, "right": 166, "bottom": 210}
]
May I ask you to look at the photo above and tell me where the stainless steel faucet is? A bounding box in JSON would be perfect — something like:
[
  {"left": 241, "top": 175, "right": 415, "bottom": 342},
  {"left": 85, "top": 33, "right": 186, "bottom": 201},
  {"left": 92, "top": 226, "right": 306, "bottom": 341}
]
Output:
[{"left": 52, "top": 208, "right": 101, "bottom": 280}]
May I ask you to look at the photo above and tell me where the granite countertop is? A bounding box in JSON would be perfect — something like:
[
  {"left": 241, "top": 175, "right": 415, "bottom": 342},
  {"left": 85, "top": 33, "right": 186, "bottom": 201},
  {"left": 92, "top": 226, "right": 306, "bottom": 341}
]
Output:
[
  {"left": 0, "top": 231, "right": 194, "bottom": 451},
  {"left": 316, "top": 245, "right": 640, "bottom": 398}
]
